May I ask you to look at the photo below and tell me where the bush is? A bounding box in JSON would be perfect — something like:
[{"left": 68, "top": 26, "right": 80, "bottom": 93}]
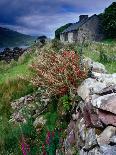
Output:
[
  {"left": 30, "top": 51, "right": 87, "bottom": 96},
  {"left": 100, "top": 2, "right": 116, "bottom": 38},
  {"left": 51, "top": 39, "right": 63, "bottom": 52}
]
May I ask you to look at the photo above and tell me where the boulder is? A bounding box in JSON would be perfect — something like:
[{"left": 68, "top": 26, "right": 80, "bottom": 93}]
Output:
[
  {"left": 78, "top": 118, "right": 86, "bottom": 142},
  {"left": 98, "top": 110, "right": 116, "bottom": 126},
  {"left": 66, "top": 120, "right": 76, "bottom": 135},
  {"left": 84, "top": 128, "right": 98, "bottom": 151},
  {"left": 100, "top": 145, "right": 116, "bottom": 155},
  {"left": 92, "top": 93, "right": 116, "bottom": 114},
  {"left": 93, "top": 72, "right": 116, "bottom": 86},
  {"left": 83, "top": 57, "right": 107, "bottom": 73},
  {"left": 97, "top": 84, "right": 116, "bottom": 95},
  {"left": 65, "top": 130, "right": 75, "bottom": 145},
  {"left": 77, "top": 78, "right": 106, "bottom": 101},
  {"left": 92, "top": 61, "right": 107, "bottom": 73},
  {"left": 110, "top": 136, "right": 116, "bottom": 144},
  {"left": 83, "top": 103, "right": 103, "bottom": 128},
  {"left": 97, "top": 126, "right": 116, "bottom": 145},
  {"left": 72, "top": 112, "right": 80, "bottom": 121}
]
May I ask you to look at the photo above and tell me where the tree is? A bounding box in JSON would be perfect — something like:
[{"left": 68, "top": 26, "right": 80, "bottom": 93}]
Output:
[
  {"left": 100, "top": 2, "right": 116, "bottom": 38},
  {"left": 55, "top": 23, "right": 72, "bottom": 40}
]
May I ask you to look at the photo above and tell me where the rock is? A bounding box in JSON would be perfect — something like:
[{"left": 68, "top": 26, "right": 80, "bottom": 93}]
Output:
[
  {"left": 92, "top": 93, "right": 116, "bottom": 114},
  {"left": 10, "top": 112, "right": 26, "bottom": 123},
  {"left": 97, "top": 126, "right": 116, "bottom": 145},
  {"left": 79, "top": 149, "right": 88, "bottom": 155},
  {"left": 92, "top": 61, "right": 107, "bottom": 73},
  {"left": 93, "top": 72, "right": 116, "bottom": 86},
  {"left": 80, "top": 147, "right": 101, "bottom": 155},
  {"left": 33, "top": 116, "right": 46, "bottom": 130},
  {"left": 78, "top": 118, "right": 86, "bottom": 141},
  {"left": 100, "top": 145, "right": 116, "bottom": 155},
  {"left": 98, "top": 110, "right": 116, "bottom": 126},
  {"left": 110, "top": 136, "right": 116, "bottom": 144},
  {"left": 0, "top": 47, "right": 26, "bottom": 63},
  {"left": 84, "top": 128, "right": 98, "bottom": 151},
  {"left": 10, "top": 90, "right": 50, "bottom": 124},
  {"left": 77, "top": 78, "right": 106, "bottom": 101},
  {"left": 97, "top": 84, "right": 116, "bottom": 95},
  {"left": 83, "top": 57, "right": 107, "bottom": 73},
  {"left": 83, "top": 103, "right": 103, "bottom": 128},
  {"left": 67, "top": 121, "right": 76, "bottom": 134},
  {"left": 65, "top": 130, "right": 75, "bottom": 145},
  {"left": 72, "top": 112, "right": 80, "bottom": 121}
]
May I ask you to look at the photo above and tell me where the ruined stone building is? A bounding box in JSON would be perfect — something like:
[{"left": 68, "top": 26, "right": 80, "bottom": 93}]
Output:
[{"left": 60, "top": 14, "right": 104, "bottom": 43}]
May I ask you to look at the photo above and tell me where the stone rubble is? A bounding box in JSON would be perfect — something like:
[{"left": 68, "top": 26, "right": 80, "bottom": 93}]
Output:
[{"left": 10, "top": 89, "right": 50, "bottom": 131}]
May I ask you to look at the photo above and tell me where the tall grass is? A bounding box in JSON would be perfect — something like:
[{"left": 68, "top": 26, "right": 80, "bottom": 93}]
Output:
[{"left": 82, "top": 41, "right": 116, "bottom": 73}]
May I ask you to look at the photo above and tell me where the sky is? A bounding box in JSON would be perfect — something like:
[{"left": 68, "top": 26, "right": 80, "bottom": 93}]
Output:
[{"left": 0, "top": 0, "right": 115, "bottom": 38}]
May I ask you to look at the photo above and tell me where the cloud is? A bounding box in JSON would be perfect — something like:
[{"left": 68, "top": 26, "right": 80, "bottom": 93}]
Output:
[{"left": 0, "top": 0, "right": 115, "bottom": 37}]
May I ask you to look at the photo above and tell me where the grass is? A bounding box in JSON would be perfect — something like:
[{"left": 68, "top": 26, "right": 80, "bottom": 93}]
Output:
[
  {"left": 82, "top": 41, "right": 116, "bottom": 73},
  {"left": 0, "top": 47, "right": 37, "bottom": 84},
  {"left": 0, "top": 49, "right": 37, "bottom": 118},
  {"left": 0, "top": 40, "right": 116, "bottom": 154},
  {"left": 0, "top": 63, "right": 30, "bottom": 84}
]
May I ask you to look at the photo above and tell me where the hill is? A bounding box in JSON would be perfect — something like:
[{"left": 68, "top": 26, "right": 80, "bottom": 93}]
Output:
[{"left": 0, "top": 27, "right": 36, "bottom": 47}]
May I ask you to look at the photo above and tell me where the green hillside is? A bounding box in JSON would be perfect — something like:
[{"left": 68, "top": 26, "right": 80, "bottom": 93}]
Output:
[{"left": 0, "top": 27, "right": 36, "bottom": 47}]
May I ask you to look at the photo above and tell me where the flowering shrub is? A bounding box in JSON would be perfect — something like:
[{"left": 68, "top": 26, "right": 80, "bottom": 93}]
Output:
[
  {"left": 20, "top": 136, "right": 30, "bottom": 155},
  {"left": 41, "top": 129, "right": 63, "bottom": 155},
  {"left": 31, "top": 51, "right": 87, "bottom": 96}
]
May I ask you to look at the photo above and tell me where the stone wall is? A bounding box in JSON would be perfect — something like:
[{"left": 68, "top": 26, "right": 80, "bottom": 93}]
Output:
[
  {"left": 77, "top": 15, "right": 104, "bottom": 42},
  {"left": 0, "top": 47, "right": 26, "bottom": 62},
  {"left": 60, "top": 34, "right": 65, "bottom": 42},
  {"left": 9, "top": 57, "right": 116, "bottom": 155},
  {"left": 62, "top": 58, "right": 116, "bottom": 155},
  {"left": 68, "top": 32, "right": 74, "bottom": 43}
]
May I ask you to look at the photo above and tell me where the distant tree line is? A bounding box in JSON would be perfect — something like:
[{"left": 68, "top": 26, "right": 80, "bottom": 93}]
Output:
[{"left": 55, "top": 23, "right": 72, "bottom": 40}]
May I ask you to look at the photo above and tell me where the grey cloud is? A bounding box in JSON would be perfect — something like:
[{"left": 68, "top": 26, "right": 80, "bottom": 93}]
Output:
[{"left": 0, "top": 0, "right": 115, "bottom": 37}]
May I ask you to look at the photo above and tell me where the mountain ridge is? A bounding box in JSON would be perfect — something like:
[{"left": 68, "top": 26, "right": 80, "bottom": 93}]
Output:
[{"left": 0, "top": 26, "right": 36, "bottom": 47}]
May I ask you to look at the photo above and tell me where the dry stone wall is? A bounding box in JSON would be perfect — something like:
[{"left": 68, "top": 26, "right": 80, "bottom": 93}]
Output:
[
  {"left": 0, "top": 47, "right": 26, "bottom": 62},
  {"left": 63, "top": 58, "right": 116, "bottom": 155}
]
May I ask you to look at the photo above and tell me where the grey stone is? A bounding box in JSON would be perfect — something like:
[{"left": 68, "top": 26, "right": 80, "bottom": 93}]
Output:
[
  {"left": 97, "top": 126, "right": 116, "bottom": 145},
  {"left": 98, "top": 110, "right": 116, "bottom": 126},
  {"left": 110, "top": 136, "right": 116, "bottom": 144},
  {"left": 93, "top": 72, "right": 116, "bottom": 86},
  {"left": 92, "top": 93, "right": 116, "bottom": 114},
  {"left": 33, "top": 116, "right": 46, "bottom": 130},
  {"left": 97, "top": 84, "right": 116, "bottom": 95},
  {"left": 80, "top": 147, "right": 102, "bottom": 155},
  {"left": 78, "top": 118, "right": 86, "bottom": 141},
  {"left": 83, "top": 102, "right": 103, "bottom": 128},
  {"left": 91, "top": 61, "right": 107, "bottom": 74},
  {"left": 100, "top": 145, "right": 116, "bottom": 155},
  {"left": 84, "top": 128, "right": 98, "bottom": 151},
  {"left": 77, "top": 78, "right": 106, "bottom": 101}
]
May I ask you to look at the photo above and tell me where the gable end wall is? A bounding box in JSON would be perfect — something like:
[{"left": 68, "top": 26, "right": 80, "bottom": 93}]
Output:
[{"left": 77, "top": 16, "right": 104, "bottom": 42}]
